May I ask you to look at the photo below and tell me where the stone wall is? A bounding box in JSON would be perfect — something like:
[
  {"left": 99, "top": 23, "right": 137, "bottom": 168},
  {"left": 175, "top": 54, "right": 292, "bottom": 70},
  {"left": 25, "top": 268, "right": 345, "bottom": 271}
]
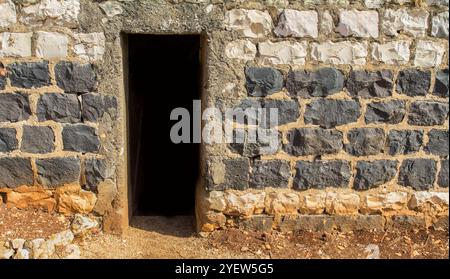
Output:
[{"left": 0, "top": 0, "right": 449, "bottom": 234}]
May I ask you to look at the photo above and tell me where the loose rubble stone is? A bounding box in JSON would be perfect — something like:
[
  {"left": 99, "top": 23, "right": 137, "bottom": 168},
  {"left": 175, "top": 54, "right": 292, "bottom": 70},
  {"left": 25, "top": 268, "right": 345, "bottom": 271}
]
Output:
[
  {"left": 387, "top": 130, "right": 423, "bottom": 155},
  {"left": 223, "top": 192, "right": 266, "bottom": 217},
  {"left": 361, "top": 192, "right": 408, "bottom": 214},
  {"left": 0, "top": 32, "right": 32, "bottom": 57},
  {"left": 274, "top": 9, "right": 318, "bottom": 38},
  {"left": 286, "top": 68, "right": 344, "bottom": 98},
  {"left": 21, "top": 126, "right": 54, "bottom": 154},
  {"left": 250, "top": 160, "right": 290, "bottom": 188},
  {"left": 396, "top": 69, "right": 431, "bottom": 96},
  {"left": 36, "top": 157, "right": 81, "bottom": 187},
  {"left": 62, "top": 124, "right": 100, "bottom": 153},
  {"left": 258, "top": 41, "right": 307, "bottom": 65},
  {"left": 55, "top": 61, "right": 96, "bottom": 93},
  {"left": 245, "top": 67, "right": 283, "bottom": 97},
  {"left": 0, "top": 93, "right": 31, "bottom": 123},
  {"left": 19, "top": 0, "right": 80, "bottom": 27},
  {"left": 229, "top": 128, "right": 280, "bottom": 157},
  {"left": 294, "top": 160, "right": 351, "bottom": 189},
  {"left": 325, "top": 192, "right": 360, "bottom": 215},
  {"left": 7, "top": 61, "right": 51, "bottom": 88},
  {"left": 382, "top": 8, "right": 429, "bottom": 37},
  {"left": 48, "top": 230, "right": 74, "bottom": 247},
  {"left": 265, "top": 192, "right": 299, "bottom": 215},
  {"left": 398, "top": 159, "right": 437, "bottom": 190},
  {"left": 345, "top": 128, "right": 385, "bottom": 156},
  {"left": 36, "top": 93, "right": 81, "bottom": 123},
  {"left": 425, "top": 129, "right": 448, "bottom": 157},
  {"left": 84, "top": 158, "right": 107, "bottom": 191},
  {"left": 224, "top": 40, "right": 256, "bottom": 61},
  {"left": 337, "top": 10, "right": 379, "bottom": 38},
  {"left": 414, "top": 40, "right": 445, "bottom": 68},
  {"left": 431, "top": 12, "right": 449, "bottom": 38},
  {"left": 71, "top": 214, "right": 99, "bottom": 236},
  {"left": 73, "top": 32, "right": 106, "bottom": 62},
  {"left": 408, "top": 101, "right": 449, "bottom": 126},
  {"left": 0, "top": 0, "right": 17, "bottom": 28},
  {"left": 0, "top": 128, "right": 17, "bottom": 152},
  {"left": 81, "top": 93, "right": 117, "bottom": 122},
  {"left": 0, "top": 157, "right": 33, "bottom": 188},
  {"left": 222, "top": 158, "right": 250, "bottom": 190},
  {"left": 433, "top": 68, "right": 449, "bottom": 97},
  {"left": 371, "top": 40, "right": 411, "bottom": 65},
  {"left": 298, "top": 192, "right": 326, "bottom": 214},
  {"left": 35, "top": 31, "right": 68, "bottom": 58},
  {"left": 438, "top": 160, "right": 449, "bottom": 188},
  {"left": 409, "top": 191, "right": 449, "bottom": 212},
  {"left": 311, "top": 41, "right": 367, "bottom": 65},
  {"left": 283, "top": 128, "right": 343, "bottom": 156},
  {"left": 304, "top": 99, "right": 360, "bottom": 128},
  {"left": 354, "top": 160, "right": 398, "bottom": 190},
  {"left": 365, "top": 100, "right": 406, "bottom": 124},
  {"left": 225, "top": 9, "right": 273, "bottom": 38},
  {"left": 346, "top": 70, "right": 394, "bottom": 98}
]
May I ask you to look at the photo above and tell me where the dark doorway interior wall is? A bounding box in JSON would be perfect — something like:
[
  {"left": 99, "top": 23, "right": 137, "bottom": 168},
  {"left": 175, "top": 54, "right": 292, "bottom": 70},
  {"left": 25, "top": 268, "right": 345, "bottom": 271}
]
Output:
[{"left": 126, "top": 34, "right": 201, "bottom": 216}]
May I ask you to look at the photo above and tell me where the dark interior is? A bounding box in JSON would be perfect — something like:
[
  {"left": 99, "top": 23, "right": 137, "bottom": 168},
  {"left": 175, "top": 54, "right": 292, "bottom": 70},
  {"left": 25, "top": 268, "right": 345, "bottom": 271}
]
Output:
[{"left": 126, "top": 34, "right": 201, "bottom": 216}]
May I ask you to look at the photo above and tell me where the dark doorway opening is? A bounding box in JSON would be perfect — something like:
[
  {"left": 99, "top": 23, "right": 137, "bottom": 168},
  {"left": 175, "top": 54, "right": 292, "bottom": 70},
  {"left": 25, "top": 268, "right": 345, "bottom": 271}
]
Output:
[{"left": 126, "top": 34, "right": 202, "bottom": 217}]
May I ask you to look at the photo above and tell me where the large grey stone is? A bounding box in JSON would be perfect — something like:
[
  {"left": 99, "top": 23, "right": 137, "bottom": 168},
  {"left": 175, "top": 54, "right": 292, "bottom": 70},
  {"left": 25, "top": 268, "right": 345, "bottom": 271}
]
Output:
[
  {"left": 55, "top": 61, "right": 96, "bottom": 93},
  {"left": 433, "top": 68, "right": 449, "bottom": 98},
  {"left": 0, "top": 157, "right": 33, "bottom": 188},
  {"left": 365, "top": 100, "right": 406, "bottom": 124},
  {"left": 81, "top": 93, "right": 117, "bottom": 122},
  {"left": 36, "top": 93, "right": 81, "bottom": 123},
  {"left": 293, "top": 160, "right": 351, "bottom": 189},
  {"left": 21, "top": 126, "right": 54, "bottom": 154},
  {"left": 223, "top": 158, "right": 250, "bottom": 190},
  {"left": 425, "top": 129, "right": 448, "bottom": 157},
  {"left": 304, "top": 99, "right": 360, "bottom": 128},
  {"left": 345, "top": 128, "right": 385, "bottom": 156},
  {"left": 408, "top": 101, "right": 449, "bottom": 126},
  {"left": 245, "top": 67, "right": 283, "bottom": 97},
  {"left": 387, "top": 130, "right": 423, "bottom": 155},
  {"left": 250, "top": 160, "right": 290, "bottom": 188},
  {"left": 346, "top": 70, "right": 393, "bottom": 98},
  {"left": 62, "top": 125, "right": 100, "bottom": 153},
  {"left": 7, "top": 61, "right": 51, "bottom": 89},
  {"left": 286, "top": 68, "right": 344, "bottom": 97},
  {"left": 0, "top": 93, "right": 31, "bottom": 123},
  {"left": 229, "top": 128, "right": 280, "bottom": 157},
  {"left": 398, "top": 159, "right": 437, "bottom": 190},
  {"left": 84, "top": 158, "right": 107, "bottom": 191},
  {"left": 0, "top": 128, "right": 17, "bottom": 153},
  {"left": 36, "top": 157, "right": 81, "bottom": 187},
  {"left": 438, "top": 159, "right": 449, "bottom": 188},
  {"left": 284, "top": 128, "right": 343, "bottom": 156},
  {"left": 396, "top": 69, "right": 431, "bottom": 97},
  {"left": 262, "top": 99, "right": 300, "bottom": 126},
  {"left": 354, "top": 160, "right": 398, "bottom": 190}
]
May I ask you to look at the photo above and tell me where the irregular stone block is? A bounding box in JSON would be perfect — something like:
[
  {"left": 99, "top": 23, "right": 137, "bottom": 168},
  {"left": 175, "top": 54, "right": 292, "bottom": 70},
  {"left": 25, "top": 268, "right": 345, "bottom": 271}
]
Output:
[
  {"left": 294, "top": 160, "right": 351, "bottom": 189},
  {"left": 408, "top": 101, "right": 449, "bottom": 126},
  {"left": 7, "top": 61, "right": 51, "bottom": 88},
  {"left": 283, "top": 128, "right": 343, "bottom": 156},
  {"left": 229, "top": 128, "right": 280, "bottom": 157},
  {"left": 55, "top": 61, "right": 96, "bottom": 93},
  {"left": 337, "top": 9, "right": 379, "bottom": 38},
  {"left": 81, "top": 93, "right": 117, "bottom": 122},
  {"left": 361, "top": 192, "right": 408, "bottom": 214},
  {"left": 304, "top": 99, "right": 360, "bottom": 128},
  {"left": 265, "top": 192, "right": 299, "bottom": 214},
  {"left": 0, "top": 128, "right": 17, "bottom": 153},
  {"left": 0, "top": 76, "right": 5, "bottom": 90},
  {"left": 222, "top": 158, "right": 250, "bottom": 190},
  {"left": 73, "top": 32, "right": 106, "bottom": 62},
  {"left": 62, "top": 124, "right": 100, "bottom": 153},
  {"left": 409, "top": 191, "right": 449, "bottom": 212},
  {"left": 345, "top": 128, "right": 385, "bottom": 156},
  {"left": 414, "top": 40, "right": 445, "bottom": 68},
  {"left": 286, "top": 68, "right": 344, "bottom": 98},
  {"left": 224, "top": 40, "right": 256, "bottom": 61},
  {"left": 354, "top": 160, "right": 398, "bottom": 190},
  {"left": 396, "top": 69, "right": 431, "bottom": 96},
  {"left": 398, "top": 159, "right": 437, "bottom": 190},
  {"left": 35, "top": 31, "right": 68, "bottom": 59},
  {"left": 347, "top": 70, "right": 394, "bottom": 98},
  {"left": 36, "top": 93, "right": 81, "bottom": 123},
  {"left": 382, "top": 8, "right": 429, "bottom": 37},
  {"left": 0, "top": 32, "right": 32, "bottom": 57},
  {"left": 84, "top": 158, "right": 107, "bottom": 191},
  {"left": 438, "top": 159, "right": 449, "bottom": 188},
  {"left": 325, "top": 192, "right": 360, "bottom": 215},
  {"left": 274, "top": 9, "right": 318, "bottom": 38},
  {"left": 387, "top": 130, "right": 423, "bottom": 155},
  {"left": 223, "top": 192, "right": 265, "bottom": 217},
  {"left": 365, "top": 100, "right": 406, "bottom": 124},
  {"left": 311, "top": 41, "right": 367, "bottom": 65},
  {"left": 0, "top": 0, "right": 17, "bottom": 28},
  {"left": 0, "top": 157, "right": 33, "bottom": 188},
  {"left": 36, "top": 157, "right": 81, "bottom": 187},
  {"left": 0, "top": 93, "right": 31, "bottom": 123},
  {"left": 258, "top": 41, "right": 307, "bottom": 65},
  {"left": 431, "top": 12, "right": 449, "bottom": 38},
  {"left": 433, "top": 68, "right": 449, "bottom": 97},
  {"left": 250, "top": 160, "right": 290, "bottom": 188},
  {"left": 371, "top": 40, "right": 411, "bottom": 65},
  {"left": 21, "top": 126, "right": 54, "bottom": 154},
  {"left": 425, "top": 129, "right": 448, "bottom": 157},
  {"left": 262, "top": 99, "right": 300, "bottom": 126},
  {"left": 245, "top": 67, "right": 283, "bottom": 97},
  {"left": 224, "top": 9, "right": 273, "bottom": 38},
  {"left": 19, "top": 0, "right": 80, "bottom": 27}
]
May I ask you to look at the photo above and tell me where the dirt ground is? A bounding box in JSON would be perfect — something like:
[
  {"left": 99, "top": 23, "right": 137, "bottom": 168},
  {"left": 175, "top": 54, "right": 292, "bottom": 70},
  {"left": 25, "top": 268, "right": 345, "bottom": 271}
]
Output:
[{"left": 1, "top": 207, "right": 448, "bottom": 259}]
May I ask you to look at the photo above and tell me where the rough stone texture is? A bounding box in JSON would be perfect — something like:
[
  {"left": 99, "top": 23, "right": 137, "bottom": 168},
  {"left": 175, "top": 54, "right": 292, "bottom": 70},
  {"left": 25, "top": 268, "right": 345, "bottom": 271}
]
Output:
[
  {"left": 265, "top": 192, "right": 299, "bottom": 215},
  {"left": 258, "top": 41, "right": 307, "bottom": 65},
  {"left": 73, "top": 32, "right": 106, "bottom": 62},
  {"left": 409, "top": 191, "right": 449, "bottom": 212},
  {"left": 56, "top": 186, "right": 97, "bottom": 214},
  {"left": 279, "top": 215, "right": 385, "bottom": 232},
  {"left": 274, "top": 9, "right": 318, "bottom": 38},
  {"left": 311, "top": 41, "right": 367, "bottom": 65},
  {"left": 221, "top": 158, "right": 250, "bottom": 190},
  {"left": 396, "top": 69, "right": 431, "bottom": 97},
  {"left": 283, "top": 128, "right": 343, "bottom": 156},
  {"left": 225, "top": 9, "right": 273, "bottom": 38},
  {"left": 0, "top": 157, "right": 33, "bottom": 188},
  {"left": 81, "top": 93, "right": 117, "bottom": 122},
  {"left": 337, "top": 10, "right": 379, "bottom": 38},
  {"left": 365, "top": 100, "right": 406, "bottom": 124},
  {"left": 345, "top": 128, "right": 385, "bottom": 156},
  {"left": 84, "top": 158, "right": 107, "bottom": 191},
  {"left": 398, "top": 159, "right": 437, "bottom": 190},
  {"left": 382, "top": 8, "right": 429, "bottom": 37},
  {"left": 36, "top": 157, "right": 80, "bottom": 188},
  {"left": 0, "top": 32, "right": 32, "bottom": 57},
  {"left": 304, "top": 99, "right": 360, "bottom": 128},
  {"left": 431, "top": 12, "right": 449, "bottom": 38},
  {"left": 0, "top": 128, "right": 17, "bottom": 153},
  {"left": 387, "top": 130, "right": 423, "bottom": 155},
  {"left": 245, "top": 67, "right": 283, "bottom": 97},
  {"left": 0, "top": 76, "right": 5, "bottom": 90},
  {"left": 99, "top": 0, "right": 123, "bottom": 18},
  {"left": 438, "top": 160, "right": 449, "bottom": 188},
  {"left": 19, "top": 0, "right": 80, "bottom": 27},
  {"left": 229, "top": 129, "right": 280, "bottom": 157},
  {"left": 286, "top": 68, "right": 344, "bottom": 98},
  {"left": 7, "top": 61, "right": 51, "bottom": 88},
  {"left": 298, "top": 192, "right": 326, "bottom": 214},
  {"left": 35, "top": 31, "right": 68, "bottom": 58},
  {"left": 425, "top": 129, "right": 449, "bottom": 157},
  {"left": 21, "top": 126, "right": 54, "bottom": 154},
  {"left": 62, "top": 124, "right": 100, "bottom": 153},
  {"left": 93, "top": 179, "right": 117, "bottom": 215},
  {"left": 325, "top": 192, "right": 360, "bottom": 215},
  {"left": 371, "top": 41, "right": 410, "bottom": 65},
  {"left": 386, "top": 215, "right": 427, "bottom": 231},
  {"left": 414, "top": 40, "right": 445, "bottom": 68},
  {"left": 262, "top": 99, "right": 300, "bottom": 126},
  {"left": 0, "top": 93, "right": 31, "bottom": 123},
  {"left": 361, "top": 192, "right": 408, "bottom": 214},
  {"left": 249, "top": 160, "right": 290, "bottom": 188},
  {"left": 205, "top": 191, "right": 226, "bottom": 212},
  {"left": 346, "top": 70, "right": 394, "bottom": 98},
  {"left": 223, "top": 192, "right": 265, "bottom": 217},
  {"left": 433, "top": 68, "right": 449, "bottom": 97},
  {"left": 238, "top": 215, "right": 273, "bottom": 232},
  {"left": 293, "top": 160, "right": 351, "bottom": 189},
  {"left": 354, "top": 160, "right": 398, "bottom": 190},
  {"left": 224, "top": 40, "right": 256, "bottom": 61},
  {"left": 320, "top": 10, "right": 333, "bottom": 36},
  {"left": 0, "top": 0, "right": 17, "bottom": 28},
  {"left": 36, "top": 93, "right": 81, "bottom": 123},
  {"left": 408, "top": 101, "right": 449, "bottom": 126},
  {"left": 54, "top": 61, "right": 96, "bottom": 93}
]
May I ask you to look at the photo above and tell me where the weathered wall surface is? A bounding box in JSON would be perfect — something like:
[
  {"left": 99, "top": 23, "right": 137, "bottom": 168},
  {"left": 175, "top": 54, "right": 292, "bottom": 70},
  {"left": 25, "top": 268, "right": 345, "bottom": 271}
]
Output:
[{"left": 0, "top": 0, "right": 449, "bottom": 234}]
